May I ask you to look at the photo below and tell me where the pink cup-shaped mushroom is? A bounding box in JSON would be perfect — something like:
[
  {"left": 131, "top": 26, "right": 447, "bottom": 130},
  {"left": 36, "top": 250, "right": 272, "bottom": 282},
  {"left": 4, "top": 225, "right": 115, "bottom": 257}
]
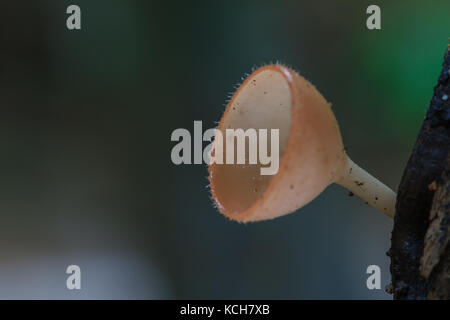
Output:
[{"left": 208, "top": 64, "right": 395, "bottom": 222}]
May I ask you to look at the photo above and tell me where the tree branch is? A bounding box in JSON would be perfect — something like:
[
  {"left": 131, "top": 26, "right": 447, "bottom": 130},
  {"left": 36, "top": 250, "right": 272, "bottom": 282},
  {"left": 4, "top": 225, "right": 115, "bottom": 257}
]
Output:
[{"left": 390, "top": 44, "right": 450, "bottom": 300}]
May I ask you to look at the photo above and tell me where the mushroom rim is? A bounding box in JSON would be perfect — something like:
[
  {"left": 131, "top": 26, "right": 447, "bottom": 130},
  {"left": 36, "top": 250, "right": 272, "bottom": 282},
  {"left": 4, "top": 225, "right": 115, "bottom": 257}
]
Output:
[{"left": 208, "top": 64, "right": 300, "bottom": 222}]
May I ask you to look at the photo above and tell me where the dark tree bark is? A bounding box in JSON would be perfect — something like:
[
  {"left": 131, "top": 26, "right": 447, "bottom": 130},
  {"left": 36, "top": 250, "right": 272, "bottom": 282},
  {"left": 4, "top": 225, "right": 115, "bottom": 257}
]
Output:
[
  {"left": 421, "top": 153, "right": 450, "bottom": 299},
  {"left": 390, "top": 45, "right": 450, "bottom": 300}
]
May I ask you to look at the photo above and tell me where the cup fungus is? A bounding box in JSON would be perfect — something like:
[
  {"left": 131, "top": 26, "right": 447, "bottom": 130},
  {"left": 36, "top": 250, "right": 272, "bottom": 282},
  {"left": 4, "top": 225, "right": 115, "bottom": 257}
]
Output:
[{"left": 208, "top": 64, "right": 396, "bottom": 222}]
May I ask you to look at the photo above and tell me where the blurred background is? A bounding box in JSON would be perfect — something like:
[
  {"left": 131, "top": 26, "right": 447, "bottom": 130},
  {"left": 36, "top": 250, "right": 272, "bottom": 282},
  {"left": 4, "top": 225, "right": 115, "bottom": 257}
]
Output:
[{"left": 0, "top": 0, "right": 449, "bottom": 299}]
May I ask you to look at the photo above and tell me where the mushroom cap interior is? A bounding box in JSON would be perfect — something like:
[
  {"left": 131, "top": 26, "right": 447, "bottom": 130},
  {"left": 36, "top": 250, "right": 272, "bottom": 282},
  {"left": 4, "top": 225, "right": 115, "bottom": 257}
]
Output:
[{"left": 209, "top": 67, "right": 292, "bottom": 216}]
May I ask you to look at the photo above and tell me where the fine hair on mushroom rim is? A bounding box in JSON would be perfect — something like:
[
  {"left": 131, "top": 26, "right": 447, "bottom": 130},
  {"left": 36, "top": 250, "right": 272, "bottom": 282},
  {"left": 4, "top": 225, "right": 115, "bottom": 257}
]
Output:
[{"left": 208, "top": 65, "right": 294, "bottom": 219}]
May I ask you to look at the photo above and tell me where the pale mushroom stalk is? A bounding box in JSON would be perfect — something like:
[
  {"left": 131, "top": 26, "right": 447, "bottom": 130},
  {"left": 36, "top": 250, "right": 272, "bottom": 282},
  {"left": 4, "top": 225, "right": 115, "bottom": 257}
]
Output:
[{"left": 337, "top": 157, "right": 396, "bottom": 218}]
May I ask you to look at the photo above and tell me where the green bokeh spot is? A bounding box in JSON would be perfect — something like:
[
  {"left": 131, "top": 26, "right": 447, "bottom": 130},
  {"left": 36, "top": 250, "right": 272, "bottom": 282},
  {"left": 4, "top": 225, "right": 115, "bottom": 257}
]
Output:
[{"left": 358, "top": 2, "right": 450, "bottom": 139}]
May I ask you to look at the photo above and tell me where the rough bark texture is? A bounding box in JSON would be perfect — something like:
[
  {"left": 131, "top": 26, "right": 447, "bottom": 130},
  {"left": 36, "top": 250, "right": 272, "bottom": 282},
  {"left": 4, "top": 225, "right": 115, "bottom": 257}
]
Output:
[
  {"left": 420, "top": 153, "right": 450, "bottom": 299},
  {"left": 390, "top": 46, "right": 450, "bottom": 300}
]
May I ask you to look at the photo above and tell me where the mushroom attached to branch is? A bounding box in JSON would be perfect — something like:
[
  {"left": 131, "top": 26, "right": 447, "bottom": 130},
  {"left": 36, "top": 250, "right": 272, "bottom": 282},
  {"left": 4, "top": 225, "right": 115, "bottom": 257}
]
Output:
[{"left": 208, "top": 64, "right": 396, "bottom": 222}]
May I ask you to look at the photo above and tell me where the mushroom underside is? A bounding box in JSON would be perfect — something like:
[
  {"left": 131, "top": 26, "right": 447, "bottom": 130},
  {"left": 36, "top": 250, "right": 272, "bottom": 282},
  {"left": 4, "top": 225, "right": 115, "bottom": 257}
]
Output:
[{"left": 210, "top": 68, "right": 292, "bottom": 216}]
